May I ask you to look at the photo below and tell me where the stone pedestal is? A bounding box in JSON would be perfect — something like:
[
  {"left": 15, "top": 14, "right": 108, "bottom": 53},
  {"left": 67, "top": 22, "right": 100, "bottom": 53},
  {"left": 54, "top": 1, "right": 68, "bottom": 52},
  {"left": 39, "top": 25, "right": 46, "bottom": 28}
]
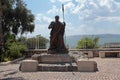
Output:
[
  {"left": 32, "top": 53, "right": 72, "bottom": 63},
  {"left": 31, "top": 53, "right": 78, "bottom": 71},
  {"left": 77, "top": 59, "right": 97, "bottom": 72},
  {"left": 20, "top": 60, "right": 38, "bottom": 72}
]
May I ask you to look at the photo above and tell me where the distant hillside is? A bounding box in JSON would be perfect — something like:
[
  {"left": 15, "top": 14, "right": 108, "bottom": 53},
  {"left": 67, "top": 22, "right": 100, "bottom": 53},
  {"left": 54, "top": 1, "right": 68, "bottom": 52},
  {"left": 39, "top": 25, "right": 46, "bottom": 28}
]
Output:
[{"left": 65, "top": 34, "right": 120, "bottom": 48}]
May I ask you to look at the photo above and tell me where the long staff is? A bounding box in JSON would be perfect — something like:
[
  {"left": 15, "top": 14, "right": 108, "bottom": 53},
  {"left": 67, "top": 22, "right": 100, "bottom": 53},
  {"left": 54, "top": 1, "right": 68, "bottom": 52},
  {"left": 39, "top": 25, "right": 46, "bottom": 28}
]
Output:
[
  {"left": 62, "top": 4, "right": 67, "bottom": 46},
  {"left": 62, "top": 4, "right": 65, "bottom": 22}
]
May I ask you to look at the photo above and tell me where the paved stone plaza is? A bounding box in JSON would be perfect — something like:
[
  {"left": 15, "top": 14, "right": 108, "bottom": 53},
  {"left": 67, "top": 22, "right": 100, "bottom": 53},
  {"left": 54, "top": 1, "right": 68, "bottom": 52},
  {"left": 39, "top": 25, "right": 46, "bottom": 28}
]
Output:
[{"left": 0, "top": 58, "right": 120, "bottom": 80}]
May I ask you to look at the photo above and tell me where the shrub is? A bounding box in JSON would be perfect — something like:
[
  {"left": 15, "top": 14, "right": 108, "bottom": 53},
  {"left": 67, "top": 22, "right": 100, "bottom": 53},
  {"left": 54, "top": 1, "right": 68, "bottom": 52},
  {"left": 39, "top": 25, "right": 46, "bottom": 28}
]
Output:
[
  {"left": 4, "top": 41, "right": 28, "bottom": 61},
  {"left": 1, "top": 33, "right": 28, "bottom": 62},
  {"left": 76, "top": 36, "right": 99, "bottom": 49},
  {"left": 8, "top": 42, "right": 28, "bottom": 60},
  {"left": 3, "top": 57, "right": 10, "bottom": 62}
]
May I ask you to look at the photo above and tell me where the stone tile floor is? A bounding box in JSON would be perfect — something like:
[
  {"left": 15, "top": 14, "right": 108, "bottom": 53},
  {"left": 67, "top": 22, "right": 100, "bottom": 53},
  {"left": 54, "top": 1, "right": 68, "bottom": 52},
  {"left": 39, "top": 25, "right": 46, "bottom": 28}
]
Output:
[{"left": 0, "top": 58, "right": 120, "bottom": 80}]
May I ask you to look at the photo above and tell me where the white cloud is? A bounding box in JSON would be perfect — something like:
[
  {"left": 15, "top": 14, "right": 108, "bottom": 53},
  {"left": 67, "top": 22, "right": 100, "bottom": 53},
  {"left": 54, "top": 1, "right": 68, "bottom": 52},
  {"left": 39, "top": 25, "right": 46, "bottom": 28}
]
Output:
[
  {"left": 58, "top": 0, "right": 72, "bottom": 3},
  {"left": 72, "top": 0, "right": 120, "bottom": 22},
  {"left": 50, "top": 0, "right": 56, "bottom": 3},
  {"left": 35, "top": 14, "right": 53, "bottom": 23},
  {"left": 96, "top": 16, "right": 120, "bottom": 23},
  {"left": 47, "top": 5, "right": 59, "bottom": 14},
  {"left": 64, "top": 2, "right": 75, "bottom": 13},
  {"left": 47, "top": 2, "right": 75, "bottom": 15},
  {"left": 49, "top": 0, "right": 120, "bottom": 23},
  {"left": 65, "top": 23, "right": 120, "bottom": 36},
  {"left": 65, "top": 24, "right": 96, "bottom": 36},
  {"left": 27, "top": 24, "right": 50, "bottom": 38},
  {"left": 89, "top": 1, "right": 99, "bottom": 9},
  {"left": 50, "top": 0, "right": 72, "bottom": 3}
]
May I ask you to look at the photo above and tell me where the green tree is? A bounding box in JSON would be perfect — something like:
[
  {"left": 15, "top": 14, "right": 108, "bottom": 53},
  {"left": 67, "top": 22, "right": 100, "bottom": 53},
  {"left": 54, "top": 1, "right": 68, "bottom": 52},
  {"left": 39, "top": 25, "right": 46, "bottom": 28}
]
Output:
[
  {"left": 0, "top": 0, "right": 34, "bottom": 61},
  {"left": 36, "top": 35, "right": 49, "bottom": 49},
  {"left": 27, "top": 35, "right": 49, "bottom": 49},
  {"left": 76, "top": 36, "right": 99, "bottom": 49},
  {"left": 17, "top": 36, "right": 27, "bottom": 44},
  {"left": 27, "top": 37, "right": 36, "bottom": 49},
  {"left": 1, "top": 0, "right": 35, "bottom": 36}
]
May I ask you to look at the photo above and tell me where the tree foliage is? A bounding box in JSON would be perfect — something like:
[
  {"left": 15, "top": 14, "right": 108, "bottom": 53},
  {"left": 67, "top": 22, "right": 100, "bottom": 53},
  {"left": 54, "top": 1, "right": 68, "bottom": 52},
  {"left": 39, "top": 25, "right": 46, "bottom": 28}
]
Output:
[
  {"left": 1, "top": 0, "right": 35, "bottom": 35},
  {"left": 0, "top": 0, "right": 35, "bottom": 62},
  {"left": 76, "top": 36, "right": 99, "bottom": 49}
]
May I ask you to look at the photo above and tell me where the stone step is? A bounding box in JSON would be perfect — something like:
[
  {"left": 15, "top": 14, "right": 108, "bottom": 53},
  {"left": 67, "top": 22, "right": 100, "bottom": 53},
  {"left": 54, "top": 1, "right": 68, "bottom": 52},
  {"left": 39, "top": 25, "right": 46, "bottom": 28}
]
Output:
[{"left": 38, "top": 63, "right": 77, "bottom": 71}]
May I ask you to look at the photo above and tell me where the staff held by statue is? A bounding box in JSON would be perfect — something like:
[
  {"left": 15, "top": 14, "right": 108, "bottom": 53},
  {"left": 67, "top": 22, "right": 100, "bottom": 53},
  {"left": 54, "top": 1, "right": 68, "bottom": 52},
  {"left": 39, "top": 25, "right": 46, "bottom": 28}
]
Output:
[
  {"left": 62, "top": 4, "right": 67, "bottom": 46},
  {"left": 62, "top": 4, "right": 65, "bottom": 22}
]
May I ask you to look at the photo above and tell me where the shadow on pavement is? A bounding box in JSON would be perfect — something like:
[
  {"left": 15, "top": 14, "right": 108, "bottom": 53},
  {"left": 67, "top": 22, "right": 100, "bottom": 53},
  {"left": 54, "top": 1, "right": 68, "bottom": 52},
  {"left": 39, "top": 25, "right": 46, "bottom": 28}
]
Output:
[
  {"left": 4, "top": 71, "right": 18, "bottom": 77},
  {"left": 0, "top": 69, "right": 15, "bottom": 73},
  {"left": 1, "top": 77, "right": 26, "bottom": 80}
]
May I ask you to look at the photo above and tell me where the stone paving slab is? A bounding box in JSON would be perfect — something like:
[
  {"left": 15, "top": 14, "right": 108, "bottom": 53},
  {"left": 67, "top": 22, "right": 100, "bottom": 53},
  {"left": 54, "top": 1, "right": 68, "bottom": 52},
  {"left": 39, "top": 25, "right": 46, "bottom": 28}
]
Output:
[{"left": 0, "top": 58, "right": 120, "bottom": 80}]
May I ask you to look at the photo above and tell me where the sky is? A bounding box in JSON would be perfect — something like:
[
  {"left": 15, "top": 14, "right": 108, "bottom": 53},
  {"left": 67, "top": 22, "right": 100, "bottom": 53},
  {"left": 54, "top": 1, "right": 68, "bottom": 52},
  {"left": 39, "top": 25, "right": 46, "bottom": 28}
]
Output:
[{"left": 23, "top": 0, "right": 120, "bottom": 38}]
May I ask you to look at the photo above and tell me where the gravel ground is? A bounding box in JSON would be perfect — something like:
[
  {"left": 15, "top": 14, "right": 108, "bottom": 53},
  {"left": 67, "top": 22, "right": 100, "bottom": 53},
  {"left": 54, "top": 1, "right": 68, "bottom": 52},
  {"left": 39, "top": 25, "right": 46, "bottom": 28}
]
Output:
[{"left": 0, "top": 58, "right": 120, "bottom": 80}]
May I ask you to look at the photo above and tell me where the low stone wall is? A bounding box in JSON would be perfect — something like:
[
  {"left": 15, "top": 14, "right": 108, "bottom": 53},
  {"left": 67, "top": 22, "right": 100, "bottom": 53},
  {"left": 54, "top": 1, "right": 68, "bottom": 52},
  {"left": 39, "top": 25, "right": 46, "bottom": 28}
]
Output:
[
  {"left": 26, "top": 49, "right": 120, "bottom": 58},
  {"left": 99, "top": 51, "right": 120, "bottom": 58},
  {"left": 118, "top": 53, "right": 120, "bottom": 58},
  {"left": 99, "top": 52, "right": 105, "bottom": 58},
  {"left": 83, "top": 51, "right": 94, "bottom": 58}
]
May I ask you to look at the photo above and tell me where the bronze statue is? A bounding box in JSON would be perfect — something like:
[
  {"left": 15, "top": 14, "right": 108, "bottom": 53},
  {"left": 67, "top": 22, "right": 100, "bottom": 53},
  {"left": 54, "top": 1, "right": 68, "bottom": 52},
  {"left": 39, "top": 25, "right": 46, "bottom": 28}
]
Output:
[{"left": 48, "top": 15, "right": 68, "bottom": 54}]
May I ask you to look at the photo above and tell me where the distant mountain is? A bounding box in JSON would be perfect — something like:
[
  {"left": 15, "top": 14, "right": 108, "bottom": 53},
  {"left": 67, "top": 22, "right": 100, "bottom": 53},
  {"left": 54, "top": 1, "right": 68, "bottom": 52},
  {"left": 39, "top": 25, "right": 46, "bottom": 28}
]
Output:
[{"left": 65, "top": 34, "right": 120, "bottom": 48}]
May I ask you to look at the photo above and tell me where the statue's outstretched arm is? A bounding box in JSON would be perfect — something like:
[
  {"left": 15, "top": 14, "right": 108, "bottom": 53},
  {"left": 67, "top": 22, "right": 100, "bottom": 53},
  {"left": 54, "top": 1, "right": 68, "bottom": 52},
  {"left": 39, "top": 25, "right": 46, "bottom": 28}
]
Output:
[{"left": 48, "top": 21, "right": 54, "bottom": 29}]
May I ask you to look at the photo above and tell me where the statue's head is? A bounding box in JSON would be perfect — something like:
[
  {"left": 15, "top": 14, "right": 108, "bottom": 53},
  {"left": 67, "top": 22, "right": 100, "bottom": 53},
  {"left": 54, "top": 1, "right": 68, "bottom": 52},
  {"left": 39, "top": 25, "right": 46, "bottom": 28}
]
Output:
[{"left": 55, "top": 15, "right": 59, "bottom": 22}]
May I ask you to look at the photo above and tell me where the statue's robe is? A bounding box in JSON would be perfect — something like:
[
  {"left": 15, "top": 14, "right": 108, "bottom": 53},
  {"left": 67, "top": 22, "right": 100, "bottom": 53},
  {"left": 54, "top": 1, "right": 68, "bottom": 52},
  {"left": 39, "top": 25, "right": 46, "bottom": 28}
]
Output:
[{"left": 48, "top": 21, "right": 68, "bottom": 53}]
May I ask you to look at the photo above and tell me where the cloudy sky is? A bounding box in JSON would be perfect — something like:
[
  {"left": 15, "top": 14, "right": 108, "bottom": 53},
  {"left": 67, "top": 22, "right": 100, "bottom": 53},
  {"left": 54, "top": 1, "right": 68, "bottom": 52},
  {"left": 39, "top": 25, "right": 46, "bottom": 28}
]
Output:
[{"left": 24, "top": 0, "right": 120, "bottom": 38}]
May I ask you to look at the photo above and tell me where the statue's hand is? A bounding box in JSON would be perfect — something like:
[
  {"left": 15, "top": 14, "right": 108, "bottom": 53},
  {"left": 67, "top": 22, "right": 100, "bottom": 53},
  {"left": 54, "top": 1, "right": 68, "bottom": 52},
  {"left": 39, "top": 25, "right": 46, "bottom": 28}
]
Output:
[
  {"left": 48, "top": 26, "right": 51, "bottom": 29},
  {"left": 63, "top": 22, "right": 66, "bottom": 26},
  {"left": 48, "top": 21, "right": 54, "bottom": 29},
  {"left": 51, "top": 21, "right": 54, "bottom": 24}
]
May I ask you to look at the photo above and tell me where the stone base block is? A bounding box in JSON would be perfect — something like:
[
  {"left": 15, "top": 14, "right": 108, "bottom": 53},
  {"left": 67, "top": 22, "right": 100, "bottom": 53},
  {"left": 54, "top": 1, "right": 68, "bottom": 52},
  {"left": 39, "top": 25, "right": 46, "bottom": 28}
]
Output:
[
  {"left": 20, "top": 60, "right": 38, "bottom": 72},
  {"left": 77, "top": 59, "right": 98, "bottom": 72},
  {"left": 32, "top": 53, "right": 72, "bottom": 63}
]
